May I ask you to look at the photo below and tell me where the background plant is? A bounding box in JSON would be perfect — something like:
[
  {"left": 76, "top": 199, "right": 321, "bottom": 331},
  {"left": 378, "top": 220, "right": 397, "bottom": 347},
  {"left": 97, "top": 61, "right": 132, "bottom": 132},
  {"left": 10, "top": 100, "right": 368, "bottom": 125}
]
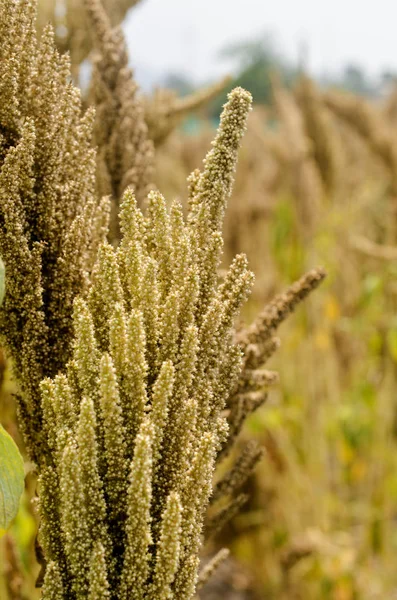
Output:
[{"left": 152, "top": 75, "right": 397, "bottom": 598}]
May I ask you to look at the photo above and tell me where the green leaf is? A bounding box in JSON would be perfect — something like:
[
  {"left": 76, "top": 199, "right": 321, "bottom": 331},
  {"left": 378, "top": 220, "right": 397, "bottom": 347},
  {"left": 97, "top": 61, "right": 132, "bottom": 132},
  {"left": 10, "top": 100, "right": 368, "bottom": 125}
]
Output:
[
  {"left": 387, "top": 324, "right": 397, "bottom": 363},
  {"left": 0, "top": 424, "right": 24, "bottom": 536},
  {"left": 0, "top": 256, "right": 4, "bottom": 307}
]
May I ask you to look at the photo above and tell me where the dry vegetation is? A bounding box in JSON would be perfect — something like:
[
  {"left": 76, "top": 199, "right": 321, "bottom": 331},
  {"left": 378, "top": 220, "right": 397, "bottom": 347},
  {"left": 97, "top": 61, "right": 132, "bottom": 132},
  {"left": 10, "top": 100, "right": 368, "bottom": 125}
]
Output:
[
  {"left": 2, "top": 0, "right": 397, "bottom": 599},
  {"left": 154, "top": 74, "right": 397, "bottom": 599}
]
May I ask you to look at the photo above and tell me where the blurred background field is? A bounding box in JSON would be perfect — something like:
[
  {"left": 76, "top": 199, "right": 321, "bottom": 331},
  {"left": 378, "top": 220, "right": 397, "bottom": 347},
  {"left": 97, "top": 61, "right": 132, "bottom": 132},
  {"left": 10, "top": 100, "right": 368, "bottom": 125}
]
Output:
[{"left": 4, "top": 0, "right": 397, "bottom": 598}]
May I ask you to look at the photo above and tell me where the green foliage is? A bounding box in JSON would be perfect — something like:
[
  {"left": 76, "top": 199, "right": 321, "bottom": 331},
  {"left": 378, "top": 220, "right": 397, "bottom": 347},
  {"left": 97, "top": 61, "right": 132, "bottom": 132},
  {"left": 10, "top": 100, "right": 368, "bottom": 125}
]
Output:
[
  {"left": 0, "top": 257, "right": 4, "bottom": 308},
  {"left": 0, "top": 425, "right": 24, "bottom": 536}
]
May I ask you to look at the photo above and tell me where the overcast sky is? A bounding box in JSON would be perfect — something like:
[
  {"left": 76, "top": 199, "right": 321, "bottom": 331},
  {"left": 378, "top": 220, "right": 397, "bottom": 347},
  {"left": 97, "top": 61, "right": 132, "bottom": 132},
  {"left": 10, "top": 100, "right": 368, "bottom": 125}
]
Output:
[{"left": 123, "top": 0, "right": 397, "bottom": 86}]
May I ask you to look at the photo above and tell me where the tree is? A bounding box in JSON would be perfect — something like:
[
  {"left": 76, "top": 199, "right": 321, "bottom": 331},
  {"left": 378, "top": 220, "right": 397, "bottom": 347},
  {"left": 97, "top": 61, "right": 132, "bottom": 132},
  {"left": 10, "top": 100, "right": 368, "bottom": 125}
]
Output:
[{"left": 207, "top": 32, "right": 297, "bottom": 118}]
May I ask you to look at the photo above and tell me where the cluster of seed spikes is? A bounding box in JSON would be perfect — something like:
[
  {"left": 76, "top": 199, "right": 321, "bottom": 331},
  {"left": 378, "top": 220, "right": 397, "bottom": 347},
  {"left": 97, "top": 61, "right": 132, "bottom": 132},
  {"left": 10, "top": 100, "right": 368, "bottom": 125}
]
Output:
[
  {"left": 36, "top": 0, "right": 143, "bottom": 73},
  {"left": 0, "top": 0, "right": 109, "bottom": 465},
  {"left": 85, "top": 0, "right": 154, "bottom": 209},
  {"left": 84, "top": 0, "right": 230, "bottom": 203},
  {"left": 84, "top": 0, "right": 231, "bottom": 242},
  {"left": 202, "top": 267, "right": 325, "bottom": 546},
  {"left": 38, "top": 87, "right": 256, "bottom": 599},
  {"left": 224, "top": 266, "right": 326, "bottom": 457}
]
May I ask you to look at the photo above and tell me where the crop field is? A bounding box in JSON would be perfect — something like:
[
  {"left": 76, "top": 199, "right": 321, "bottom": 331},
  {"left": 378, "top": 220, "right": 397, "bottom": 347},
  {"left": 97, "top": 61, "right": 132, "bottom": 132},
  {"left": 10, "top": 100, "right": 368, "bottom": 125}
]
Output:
[{"left": 1, "top": 1, "right": 397, "bottom": 599}]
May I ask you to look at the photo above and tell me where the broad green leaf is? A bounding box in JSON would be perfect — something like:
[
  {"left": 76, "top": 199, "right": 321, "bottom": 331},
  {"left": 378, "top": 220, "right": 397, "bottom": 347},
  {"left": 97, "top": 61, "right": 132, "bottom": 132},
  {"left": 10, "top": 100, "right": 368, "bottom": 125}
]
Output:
[
  {"left": 0, "top": 424, "right": 24, "bottom": 536},
  {"left": 0, "top": 256, "right": 4, "bottom": 307},
  {"left": 387, "top": 324, "right": 397, "bottom": 363}
]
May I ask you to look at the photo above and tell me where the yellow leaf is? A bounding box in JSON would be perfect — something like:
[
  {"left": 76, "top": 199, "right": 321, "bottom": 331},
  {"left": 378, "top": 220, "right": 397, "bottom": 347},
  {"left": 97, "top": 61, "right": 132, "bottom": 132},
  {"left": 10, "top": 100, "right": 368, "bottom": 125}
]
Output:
[
  {"left": 337, "top": 439, "right": 355, "bottom": 465},
  {"left": 315, "top": 330, "right": 331, "bottom": 350},
  {"left": 350, "top": 459, "right": 367, "bottom": 482},
  {"left": 325, "top": 295, "right": 341, "bottom": 322},
  {"left": 334, "top": 579, "right": 354, "bottom": 600}
]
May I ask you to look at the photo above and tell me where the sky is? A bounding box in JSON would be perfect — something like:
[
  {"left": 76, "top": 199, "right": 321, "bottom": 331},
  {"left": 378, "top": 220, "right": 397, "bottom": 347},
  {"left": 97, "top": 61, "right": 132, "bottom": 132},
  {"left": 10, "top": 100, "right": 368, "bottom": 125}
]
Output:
[{"left": 123, "top": 0, "right": 397, "bottom": 87}]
